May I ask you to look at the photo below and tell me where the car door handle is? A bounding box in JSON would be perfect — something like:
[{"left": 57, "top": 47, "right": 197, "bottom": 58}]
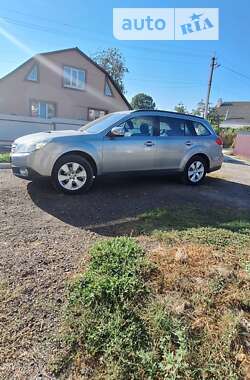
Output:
[
  {"left": 144, "top": 141, "right": 154, "bottom": 147},
  {"left": 185, "top": 141, "right": 193, "bottom": 146}
]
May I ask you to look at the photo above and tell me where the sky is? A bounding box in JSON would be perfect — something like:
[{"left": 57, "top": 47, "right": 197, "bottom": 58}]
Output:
[{"left": 0, "top": 0, "right": 249, "bottom": 111}]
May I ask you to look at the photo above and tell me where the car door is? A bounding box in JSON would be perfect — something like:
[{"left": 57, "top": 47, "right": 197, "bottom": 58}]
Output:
[
  {"left": 154, "top": 116, "right": 195, "bottom": 170},
  {"left": 102, "top": 116, "right": 157, "bottom": 173}
]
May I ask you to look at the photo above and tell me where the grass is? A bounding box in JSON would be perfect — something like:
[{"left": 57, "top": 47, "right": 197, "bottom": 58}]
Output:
[
  {"left": 52, "top": 238, "right": 192, "bottom": 379},
  {"left": 53, "top": 205, "right": 250, "bottom": 379},
  {"left": 0, "top": 152, "right": 10, "bottom": 162}
]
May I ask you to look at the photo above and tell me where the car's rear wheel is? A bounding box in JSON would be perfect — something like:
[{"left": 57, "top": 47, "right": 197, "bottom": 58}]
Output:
[
  {"left": 183, "top": 156, "right": 207, "bottom": 185},
  {"left": 52, "top": 154, "right": 95, "bottom": 194}
]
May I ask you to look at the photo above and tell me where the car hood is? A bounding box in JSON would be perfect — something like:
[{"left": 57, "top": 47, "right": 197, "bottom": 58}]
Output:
[{"left": 14, "top": 130, "right": 83, "bottom": 144}]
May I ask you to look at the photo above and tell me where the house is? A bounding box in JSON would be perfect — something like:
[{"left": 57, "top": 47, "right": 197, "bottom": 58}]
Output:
[
  {"left": 216, "top": 101, "right": 250, "bottom": 128},
  {"left": 216, "top": 101, "right": 250, "bottom": 159},
  {"left": 0, "top": 47, "right": 131, "bottom": 122}
]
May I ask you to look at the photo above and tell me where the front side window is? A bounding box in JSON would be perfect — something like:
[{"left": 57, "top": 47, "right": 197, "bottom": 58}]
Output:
[
  {"left": 88, "top": 108, "right": 107, "bottom": 121},
  {"left": 30, "top": 100, "right": 56, "bottom": 119},
  {"left": 120, "top": 117, "right": 154, "bottom": 137},
  {"left": 63, "top": 66, "right": 86, "bottom": 90},
  {"left": 26, "top": 64, "right": 38, "bottom": 82}
]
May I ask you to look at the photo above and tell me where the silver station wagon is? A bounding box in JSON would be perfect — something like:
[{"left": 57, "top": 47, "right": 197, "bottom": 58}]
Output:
[{"left": 11, "top": 110, "right": 223, "bottom": 194}]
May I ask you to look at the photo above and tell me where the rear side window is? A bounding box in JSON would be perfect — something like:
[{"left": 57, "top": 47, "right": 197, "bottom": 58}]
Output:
[
  {"left": 193, "top": 122, "right": 211, "bottom": 136},
  {"left": 158, "top": 116, "right": 198, "bottom": 137},
  {"left": 158, "top": 117, "right": 186, "bottom": 137},
  {"left": 157, "top": 117, "right": 211, "bottom": 137}
]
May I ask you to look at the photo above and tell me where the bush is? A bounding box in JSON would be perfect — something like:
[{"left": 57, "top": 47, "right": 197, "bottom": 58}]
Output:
[
  {"left": 0, "top": 153, "right": 10, "bottom": 163},
  {"left": 220, "top": 129, "right": 237, "bottom": 148}
]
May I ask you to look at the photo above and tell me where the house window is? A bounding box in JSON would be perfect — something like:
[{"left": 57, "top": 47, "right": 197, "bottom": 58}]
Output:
[
  {"left": 26, "top": 64, "right": 38, "bottom": 82},
  {"left": 104, "top": 79, "right": 113, "bottom": 96},
  {"left": 30, "top": 100, "right": 56, "bottom": 119},
  {"left": 63, "top": 66, "right": 86, "bottom": 90},
  {"left": 88, "top": 108, "right": 107, "bottom": 121}
]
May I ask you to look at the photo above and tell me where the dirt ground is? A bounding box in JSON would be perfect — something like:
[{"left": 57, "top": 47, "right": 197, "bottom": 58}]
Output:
[{"left": 0, "top": 157, "right": 250, "bottom": 379}]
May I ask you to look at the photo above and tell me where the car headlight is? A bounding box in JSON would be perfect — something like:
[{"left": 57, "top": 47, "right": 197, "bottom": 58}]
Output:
[
  {"left": 34, "top": 141, "right": 48, "bottom": 151},
  {"left": 12, "top": 140, "right": 50, "bottom": 153}
]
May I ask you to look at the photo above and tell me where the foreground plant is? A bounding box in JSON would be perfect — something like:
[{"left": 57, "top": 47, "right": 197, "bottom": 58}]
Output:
[
  {"left": 52, "top": 206, "right": 250, "bottom": 379},
  {"left": 54, "top": 237, "right": 191, "bottom": 379}
]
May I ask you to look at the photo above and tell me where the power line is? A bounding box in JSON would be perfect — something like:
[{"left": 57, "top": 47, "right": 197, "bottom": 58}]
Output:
[
  {"left": 126, "top": 76, "right": 206, "bottom": 85},
  {"left": 0, "top": 7, "right": 211, "bottom": 55},
  {"left": 222, "top": 65, "right": 250, "bottom": 82},
  {"left": 0, "top": 15, "right": 209, "bottom": 60}
]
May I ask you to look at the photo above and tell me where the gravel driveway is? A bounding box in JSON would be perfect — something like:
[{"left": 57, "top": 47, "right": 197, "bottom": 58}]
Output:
[{"left": 0, "top": 157, "right": 250, "bottom": 379}]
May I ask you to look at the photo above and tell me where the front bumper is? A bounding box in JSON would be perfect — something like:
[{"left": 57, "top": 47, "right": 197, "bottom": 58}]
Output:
[
  {"left": 12, "top": 166, "right": 43, "bottom": 180},
  {"left": 11, "top": 151, "right": 45, "bottom": 180}
]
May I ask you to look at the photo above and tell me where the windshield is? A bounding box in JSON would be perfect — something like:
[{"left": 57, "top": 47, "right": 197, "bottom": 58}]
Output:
[{"left": 79, "top": 113, "right": 128, "bottom": 134}]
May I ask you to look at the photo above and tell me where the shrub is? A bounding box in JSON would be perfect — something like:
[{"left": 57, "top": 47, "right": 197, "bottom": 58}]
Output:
[
  {"left": 0, "top": 153, "right": 10, "bottom": 163},
  {"left": 220, "top": 129, "right": 237, "bottom": 148}
]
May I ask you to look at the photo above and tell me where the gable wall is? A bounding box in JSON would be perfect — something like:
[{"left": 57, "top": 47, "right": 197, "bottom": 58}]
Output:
[{"left": 0, "top": 49, "right": 129, "bottom": 120}]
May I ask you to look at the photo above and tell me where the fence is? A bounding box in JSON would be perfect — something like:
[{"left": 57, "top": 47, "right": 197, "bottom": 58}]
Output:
[
  {"left": 234, "top": 132, "right": 250, "bottom": 159},
  {"left": 0, "top": 113, "right": 86, "bottom": 149}
]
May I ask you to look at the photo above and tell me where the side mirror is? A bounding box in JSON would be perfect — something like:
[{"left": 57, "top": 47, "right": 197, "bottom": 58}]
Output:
[{"left": 110, "top": 126, "right": 125, "bottom": 137}]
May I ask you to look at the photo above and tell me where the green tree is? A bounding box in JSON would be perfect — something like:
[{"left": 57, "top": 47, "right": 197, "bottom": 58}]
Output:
[
  {"left": 131, "top": 93, "right": 156, "bottom": 110},
  {"left": 192, "top": 99, "right": 206, "bottom": 116},
  {"left": 92, "top": 48, "right": 128, "bottom": 94},
  {"left": 192, "top": 99, "right": 223, "bottom": 132},
  {"left": 174, "top": 102, "right": 188, "bottom": 114}
]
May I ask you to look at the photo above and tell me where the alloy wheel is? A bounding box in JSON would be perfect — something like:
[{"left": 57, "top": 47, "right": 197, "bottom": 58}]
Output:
[
  {"left": 58, "top": 162, "right": 87, "bottom": 191},
  {"left": 187, "top": 160, "right": 205, "bottom": 183}
]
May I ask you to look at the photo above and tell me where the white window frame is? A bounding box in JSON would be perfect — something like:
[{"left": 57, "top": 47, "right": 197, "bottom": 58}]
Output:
[
  {"left": 104, "top": 79, "right": 113, "bottom": 97},
  {"left": 30, "top": 100, "right": 56, "bottom": 119},
  {"left": 25, "top": 64, "right": 39, "bottom": 82},
  {"left": 63, "top": 66, "right": 86, "bottom": 90}
]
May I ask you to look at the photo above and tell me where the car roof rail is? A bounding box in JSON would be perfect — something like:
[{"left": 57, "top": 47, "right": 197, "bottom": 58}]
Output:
[{"left": 130, "top": 109, "right": 206, "bottom": 120}]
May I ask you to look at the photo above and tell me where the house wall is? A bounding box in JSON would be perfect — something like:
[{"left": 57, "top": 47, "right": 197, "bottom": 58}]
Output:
[
  {"left": 234, "top": 132, "right": 250, "bottom": 158},
  {"left": 0, "top": 49, "right": 129, "bottom": 120}
]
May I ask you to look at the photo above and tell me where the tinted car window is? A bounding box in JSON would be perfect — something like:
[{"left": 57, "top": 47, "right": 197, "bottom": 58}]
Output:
[
  {"left": 193, "top": 122, "right": 211, "bottom": 136},
  {"left": 158, "top": 117, "right": 189, "bottom": 137},
  {"left": 120, "top": 117, "right": 154, "bottom": 137}
]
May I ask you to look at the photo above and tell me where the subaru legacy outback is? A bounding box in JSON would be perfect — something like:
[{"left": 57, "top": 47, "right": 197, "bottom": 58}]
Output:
[{"left": 11, "top": 110, "right": 223, "bottom": 194}]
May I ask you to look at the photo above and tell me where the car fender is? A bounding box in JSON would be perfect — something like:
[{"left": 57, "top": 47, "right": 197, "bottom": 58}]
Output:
[
  {"left": 33, "top": 141, "right": 101, "bottom": 177},
  {"left": 180, "top": 145, "right": 211, "bottom": 171}
]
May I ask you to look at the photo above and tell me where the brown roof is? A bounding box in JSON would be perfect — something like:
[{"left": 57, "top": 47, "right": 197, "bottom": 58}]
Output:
[
  {"left": 217, "top": 101, "right": 250, "bottom": 119},
  {"left": 0, "top": 47, "right": 131, "bottom": 109}
]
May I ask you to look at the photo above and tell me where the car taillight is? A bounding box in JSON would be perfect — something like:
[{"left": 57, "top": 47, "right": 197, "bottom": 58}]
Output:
[{"left": 215, "top": 137, "right": 223, "bottom": 146}]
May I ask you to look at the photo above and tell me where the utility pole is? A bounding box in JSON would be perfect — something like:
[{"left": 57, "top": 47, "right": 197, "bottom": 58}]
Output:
[{"left": 204, "top": 55, "right": 219, "bottom": 119}]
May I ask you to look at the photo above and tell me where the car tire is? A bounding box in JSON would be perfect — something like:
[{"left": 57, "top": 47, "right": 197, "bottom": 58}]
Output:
[
  {"left": 183, "top": 156, "right": 207, "bottom": 186},
  {"left": 51, "top": 154, "right": 95, "bottom": 194}
]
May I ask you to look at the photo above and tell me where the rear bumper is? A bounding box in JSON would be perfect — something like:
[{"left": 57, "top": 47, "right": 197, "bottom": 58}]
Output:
[
  {"left": 209, "top": 151, "right": 224, "bottom": 173},
  {"left": 208, "top": 164, "right": 222, "bottom": 173}
]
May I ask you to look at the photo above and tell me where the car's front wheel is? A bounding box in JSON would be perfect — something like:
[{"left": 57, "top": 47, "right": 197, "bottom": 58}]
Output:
[
  {"left": 52, "top": 154, "right": 95, "bottom": 194},
  {"left": 183, "top": 156, "right": 207, "bottom": 185}
]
